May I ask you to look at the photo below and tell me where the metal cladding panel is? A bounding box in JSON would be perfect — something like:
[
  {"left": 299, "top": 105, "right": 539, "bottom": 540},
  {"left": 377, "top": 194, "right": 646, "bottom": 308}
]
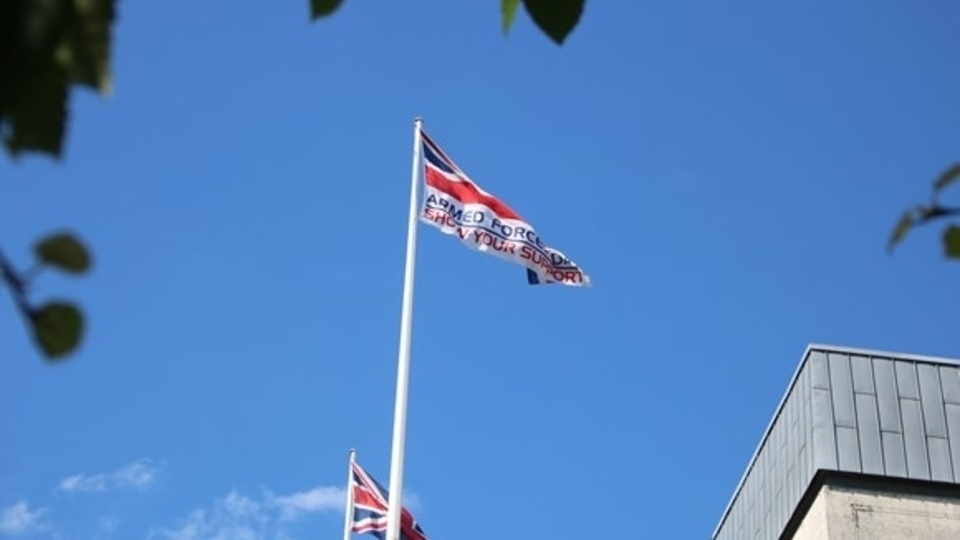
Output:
[
  {"left": 829, "top": 353, "right": 857, "bottom": 428},
  {"left": 897, "top": 361, "right": 921, "bottom": 399},
  {"left": 919, "top": 364, "right": 948, "bottom": 438},
  {"left": 881, "top": 431, "right": 907, "bottom": 477},
  {"left": 874, "top": 359, "right": 902, "bottom": 433},
  {"left": 901, "top": 398, "right": 930, "bottom": 480},
  {"left": 851, "top": 355, "right": 874, "bottom": 394},
  {"left": 929, "top": 437, "right": 954, "bottom": 482},
  {"left": 941, "top": 366, "right": 960, "bottom": 405},
  {"left": 712, "top": 345, "right": 960, "bottom": 540},
  {"left": 836, "top": 426, "right": 861, "bottom": 472},
  {"left": 811, "top": 387, "right": 837, "bottom": 470},
  {"left": 947, "top": 404, "right": 960, "bottom": 482},
  {"left": 855, "top": 393, "right": 883, "bottom": 475}
]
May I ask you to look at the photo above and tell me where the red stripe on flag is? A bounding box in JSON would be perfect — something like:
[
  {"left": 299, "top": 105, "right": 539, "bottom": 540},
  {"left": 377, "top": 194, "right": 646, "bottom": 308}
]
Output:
[
  {"left": 424, "top": 165, "right": 522, "bottom": 221},
  {"left": 400, "top": 511, "right": 427, "bottom": 540},
  {"left": 353, "top": 489, "right": 385, "bottom": 511}
]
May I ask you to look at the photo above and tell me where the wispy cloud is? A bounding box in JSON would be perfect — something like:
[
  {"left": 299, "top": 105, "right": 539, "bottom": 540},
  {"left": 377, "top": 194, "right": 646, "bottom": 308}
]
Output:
[
  {"left": 147, "top": 490, "right": 268, "bottom": 540},
  {"left": 400, "top": 491, "right": 422, "bottom": 514},
  {"left": 58, "top": 459, "right": 161, "bottom": 494},
  {"left": 98, "top": 515, "right": 120, "bottom": 534},
  {"left": 147, "top": 484, "right": 349, "bottom": 540},
  {"left": 0, "top": 500, "right": 48, "bottom": 536},
  {"left": 59, "top": 473, "right": 108, "bottom": 493},
  {"left": 268, "top": 486, "right": 345, "bottom": 522},
  {"left": 113, "top": 460, "right": 159, "bottom": 489}
]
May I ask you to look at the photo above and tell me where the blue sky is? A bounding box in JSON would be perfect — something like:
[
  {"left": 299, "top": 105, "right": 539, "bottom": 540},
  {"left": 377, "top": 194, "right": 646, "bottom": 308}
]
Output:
[{"left": 3, "top": 0, "right": 960, "bottom": 539}]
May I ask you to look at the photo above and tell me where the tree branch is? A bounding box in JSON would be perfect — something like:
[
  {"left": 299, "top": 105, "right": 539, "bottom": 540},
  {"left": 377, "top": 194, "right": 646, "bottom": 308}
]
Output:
[
  {"left": 0, "top": 249, "right": 32, "bottom": 317},
  {"left": 918, "top": 205, "right": 960, "bottom": 223}
]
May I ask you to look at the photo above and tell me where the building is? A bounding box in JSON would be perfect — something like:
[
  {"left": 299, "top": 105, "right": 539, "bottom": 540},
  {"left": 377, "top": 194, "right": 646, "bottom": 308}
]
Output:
[{"left": 712, "top": 344, "right": 960, "bottom": 539}]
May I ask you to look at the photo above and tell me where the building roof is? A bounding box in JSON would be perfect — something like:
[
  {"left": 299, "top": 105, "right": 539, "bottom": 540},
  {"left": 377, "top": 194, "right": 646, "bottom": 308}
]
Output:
[{"left": 712, "top": 343, "right": 960, "bottom": 540}]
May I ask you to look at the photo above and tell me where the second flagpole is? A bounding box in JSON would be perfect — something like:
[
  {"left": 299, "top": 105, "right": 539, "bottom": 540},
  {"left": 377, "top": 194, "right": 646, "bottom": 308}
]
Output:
[
  {"left": 385, "top": 117, "right": 425, "bottom": 540},
  {"left": 342, "top": 448, "right": 357, "bottom": 540}
]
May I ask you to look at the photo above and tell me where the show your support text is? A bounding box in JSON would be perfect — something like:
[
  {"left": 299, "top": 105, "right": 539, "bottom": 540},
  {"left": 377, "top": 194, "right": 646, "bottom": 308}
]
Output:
[{"left": 422, "top": 204, "right": 586, "bottom": 284}]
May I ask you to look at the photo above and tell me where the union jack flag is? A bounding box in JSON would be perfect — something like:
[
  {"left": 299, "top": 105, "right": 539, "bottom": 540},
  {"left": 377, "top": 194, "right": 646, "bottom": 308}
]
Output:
[
  {"left": 417, "top": 128, "right": 590, "bottom": 287},
  {"left": 351, "top": 462, "right": 428, "bottom": 540}
]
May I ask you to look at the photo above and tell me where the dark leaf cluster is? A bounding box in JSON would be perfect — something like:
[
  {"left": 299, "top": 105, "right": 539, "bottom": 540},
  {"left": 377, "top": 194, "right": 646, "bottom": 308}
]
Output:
[
  {"left": 0, "top": 0, "right": 115, "bottom": 157},
  {"left": 1, "top": 232, "right": 91, "bottom": 360},
  {"left": 311, "top": 0, "right": 586, "bottom": 45},
  {"left": 888, "top": 165, "right": 960, "bottom": 260}
]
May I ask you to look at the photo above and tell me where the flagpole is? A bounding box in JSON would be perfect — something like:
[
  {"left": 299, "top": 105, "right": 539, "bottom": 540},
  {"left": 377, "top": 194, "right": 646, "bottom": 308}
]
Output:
[
  {"left": 386, "top": 117, "right": 424, "bottom": 540},
  {"left": 342, "top": 448, "right": 357, "bottom": 540}
]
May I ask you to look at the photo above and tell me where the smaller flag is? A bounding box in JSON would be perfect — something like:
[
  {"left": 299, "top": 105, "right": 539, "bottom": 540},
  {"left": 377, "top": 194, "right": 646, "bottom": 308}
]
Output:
[
  {"left": 351, "top": 462, "right": 428, "bottom": 540},
  {"left": 418, "top": 129, "right": 591, "bottom": 287}
]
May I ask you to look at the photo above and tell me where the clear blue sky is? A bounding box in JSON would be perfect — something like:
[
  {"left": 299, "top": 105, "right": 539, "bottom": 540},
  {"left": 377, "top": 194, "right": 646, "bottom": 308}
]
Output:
[{"left": 3, "top": 1, "right": 960, "bottom": 539}]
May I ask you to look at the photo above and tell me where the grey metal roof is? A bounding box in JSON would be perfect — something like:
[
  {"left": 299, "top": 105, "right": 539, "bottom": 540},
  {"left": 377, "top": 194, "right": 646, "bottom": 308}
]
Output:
[{"left": 711, "top": 343, "right": 960, "bottom": 540}]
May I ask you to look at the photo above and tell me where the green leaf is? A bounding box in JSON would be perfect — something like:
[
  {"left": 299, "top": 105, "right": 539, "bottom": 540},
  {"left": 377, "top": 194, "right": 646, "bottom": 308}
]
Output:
[
  {"left": 887, "top": 210, "right": 915, "bottom": 254},
  {"left": 502, "top": 0, "right": 521, "bottom": 34},
  {"left": 14, "top": 0, "right": 72, "bottom": 56},
  {"left": 61, "top": 0, "right": 117, "bottom": 94},
  {"left": 310, "top": 0, "right": 343, "bottom": 20},
  {"left": 3, "top": 58, "right": 69, "bottom": 156},
  {"left": 933, "top": 164, "right": 960, "bottom": 194},
  {"left": 30, "top": 301, "right": 84, "bottom": 360},
  {"left": 943, "top": 225, "right": 960, "bottom": 259},
  {"left": 34, "top": 232, "right": 91, "bottom": 273},
  {"left": 522, "top": 0, "right": 584, "bottom": 45}
]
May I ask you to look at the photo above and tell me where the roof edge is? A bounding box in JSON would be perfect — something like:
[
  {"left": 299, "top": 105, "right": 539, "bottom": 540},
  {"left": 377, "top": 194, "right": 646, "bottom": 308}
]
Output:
[
  {"left": 710, "top": 342, "right": 960, "bottom": 539},
  {"left": 805, "top": 342, "right": 960, "bottom": 367}
]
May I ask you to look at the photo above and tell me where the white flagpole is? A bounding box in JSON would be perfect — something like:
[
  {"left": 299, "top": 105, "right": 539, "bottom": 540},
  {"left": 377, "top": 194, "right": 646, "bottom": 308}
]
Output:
[
  {"left": 341, "top": 448, "right": 357, "bottom": 540},
  {"left": 385, "top": 117, "right": 424, "bottom": 540}
]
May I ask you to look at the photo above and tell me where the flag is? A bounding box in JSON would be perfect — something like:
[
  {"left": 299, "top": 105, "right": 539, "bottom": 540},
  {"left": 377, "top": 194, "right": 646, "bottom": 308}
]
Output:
[
  {"left": 351, "top": 462, "right": 428, "bottom": 540},
  {"left": 418, "top": 129, "right": 591, "bottom": 287}
]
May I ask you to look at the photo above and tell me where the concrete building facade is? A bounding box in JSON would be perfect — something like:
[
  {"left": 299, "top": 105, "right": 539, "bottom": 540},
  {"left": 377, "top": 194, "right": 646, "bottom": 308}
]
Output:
[{"left": 712, "top": 344, "right": 960, "bottom": 539}]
